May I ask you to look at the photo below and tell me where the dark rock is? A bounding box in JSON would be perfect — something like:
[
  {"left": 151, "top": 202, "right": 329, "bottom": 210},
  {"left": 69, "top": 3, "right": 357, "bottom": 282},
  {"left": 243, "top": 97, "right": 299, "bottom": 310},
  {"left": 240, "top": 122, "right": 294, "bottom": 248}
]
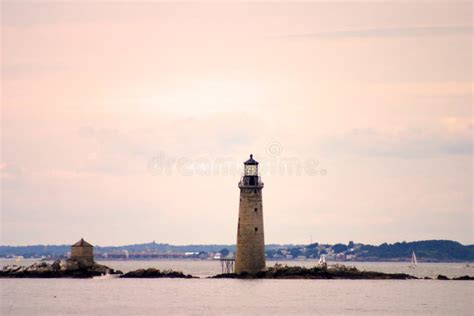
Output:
[
  {"left": 65, "top": 260, "right": 79, "bottom": 271},
  {"left": 51, "top": 259, "right": 61, "bottom": 271},
  {"left": 211, "top": 264, "right": 418, "bottom": 280},
  {"left": 212, "top": 273, "right": 240, "bottom": 279},
  {"left": 436, "top": 275, "right": 450, "bottom": 280},
  {"left": 0, "top": 259, "right": 121, "bottom": 278},
  {"left": 121, "top": 268, "right": 195, "bottom": 278},
  {"left": 452, "top": 275, "right": 474, "bottom": 280},
  {"left": 423, "top": 277, "right": 433, "bottom": 280}
]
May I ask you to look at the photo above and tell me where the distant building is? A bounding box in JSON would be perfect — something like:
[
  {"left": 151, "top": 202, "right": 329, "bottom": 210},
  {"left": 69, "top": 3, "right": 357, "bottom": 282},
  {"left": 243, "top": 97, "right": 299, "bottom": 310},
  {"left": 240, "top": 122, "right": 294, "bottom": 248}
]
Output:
[
  {"left": 346, "top": 254, "right": 356, "bottom": 260},
  {"left": 71, "top": 238, "right": 94, "bottom": 264}
]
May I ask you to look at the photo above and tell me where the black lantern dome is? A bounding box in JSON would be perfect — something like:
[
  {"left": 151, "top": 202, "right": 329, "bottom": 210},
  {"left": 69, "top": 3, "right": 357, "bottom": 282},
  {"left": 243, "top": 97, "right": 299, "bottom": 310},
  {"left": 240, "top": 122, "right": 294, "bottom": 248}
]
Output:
[
  {"left": 244, "top": 154, "right": 258, "bottom": 165},
  {"left": 244, "top": 154, "right": 258, "bottom": 176}
]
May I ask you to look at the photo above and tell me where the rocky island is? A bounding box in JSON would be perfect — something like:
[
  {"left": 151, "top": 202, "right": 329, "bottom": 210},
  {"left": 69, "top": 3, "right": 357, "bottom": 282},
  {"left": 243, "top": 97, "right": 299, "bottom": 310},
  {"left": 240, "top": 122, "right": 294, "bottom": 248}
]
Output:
[
  {"left": 2, "top": 262, "right": 473, "bottom": 280},
  {"left": 0, "top": 259, "right": 122, "bottom": 278},
  {"left": 0, "top": 238, "right": 123, "bottom": 278},
  {"left": 215, "top": 263, "right": 415, "bottom": 280},
  {"left": 0, "top": 261, "right": 195, "bottom": 279},
  {"left": 212, "top": 264, "right": 474, "bottom": 280}
]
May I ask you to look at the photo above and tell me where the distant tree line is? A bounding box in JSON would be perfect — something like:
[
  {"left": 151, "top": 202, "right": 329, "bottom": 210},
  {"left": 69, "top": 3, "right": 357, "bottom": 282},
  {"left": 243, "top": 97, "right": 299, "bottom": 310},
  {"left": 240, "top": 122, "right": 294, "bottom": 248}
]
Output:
[
  {"left": 1, "top": 240, "right": 473, "bottom": 262},
  {"left": 265, "top": 240, "right": 474, "bottom": 262}
]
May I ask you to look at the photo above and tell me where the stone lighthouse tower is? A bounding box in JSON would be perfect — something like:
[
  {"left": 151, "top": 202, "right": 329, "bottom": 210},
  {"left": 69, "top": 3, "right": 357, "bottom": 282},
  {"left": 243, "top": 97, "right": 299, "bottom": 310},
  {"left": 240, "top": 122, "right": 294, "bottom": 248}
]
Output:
[{"left": 235, "top": 154, "right": 265, "bottom": 274}]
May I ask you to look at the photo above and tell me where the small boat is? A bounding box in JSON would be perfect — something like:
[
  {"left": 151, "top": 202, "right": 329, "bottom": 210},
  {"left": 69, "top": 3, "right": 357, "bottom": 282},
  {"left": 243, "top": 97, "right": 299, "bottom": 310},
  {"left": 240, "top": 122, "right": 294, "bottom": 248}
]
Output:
[
  {"left": 409, "top": 251, "right": 417, "bottom": 268},
  {"left": 93, "top": 269, "right": 120, "bottom": 280}
]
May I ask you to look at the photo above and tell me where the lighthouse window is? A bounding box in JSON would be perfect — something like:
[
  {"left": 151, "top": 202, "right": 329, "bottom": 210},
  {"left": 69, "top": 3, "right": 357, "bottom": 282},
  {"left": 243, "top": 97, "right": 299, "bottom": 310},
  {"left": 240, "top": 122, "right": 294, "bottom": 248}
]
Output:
[
  {"left": 254, "top": 208, "right": 258, "bottom": 212},
  {"left": 255, "top": 227, "right": 258, "bottom": 232},
  {"left": 254, "top": 190, "right": 257, "bottom": 194}
]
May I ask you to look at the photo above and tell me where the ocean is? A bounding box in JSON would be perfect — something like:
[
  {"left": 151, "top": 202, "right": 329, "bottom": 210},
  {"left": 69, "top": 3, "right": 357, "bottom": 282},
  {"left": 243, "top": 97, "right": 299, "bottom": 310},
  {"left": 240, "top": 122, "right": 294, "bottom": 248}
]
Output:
[{"left": 1, "top": 259, "right": 473, "bottom": 315}]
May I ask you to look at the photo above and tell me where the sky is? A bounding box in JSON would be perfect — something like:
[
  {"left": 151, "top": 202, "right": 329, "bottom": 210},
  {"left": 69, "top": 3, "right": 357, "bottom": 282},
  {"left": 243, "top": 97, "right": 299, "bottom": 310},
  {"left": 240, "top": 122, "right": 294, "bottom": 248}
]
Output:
[{"left": 1, "top": 1, "right": 472, "bottom": 246}]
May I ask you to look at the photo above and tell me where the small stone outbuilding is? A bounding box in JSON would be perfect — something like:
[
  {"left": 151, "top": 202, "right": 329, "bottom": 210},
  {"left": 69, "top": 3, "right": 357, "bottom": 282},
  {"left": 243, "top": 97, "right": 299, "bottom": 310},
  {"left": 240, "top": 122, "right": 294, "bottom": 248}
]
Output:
[{"left": 70, "top": 238, "right": 94, "bottom": 264}]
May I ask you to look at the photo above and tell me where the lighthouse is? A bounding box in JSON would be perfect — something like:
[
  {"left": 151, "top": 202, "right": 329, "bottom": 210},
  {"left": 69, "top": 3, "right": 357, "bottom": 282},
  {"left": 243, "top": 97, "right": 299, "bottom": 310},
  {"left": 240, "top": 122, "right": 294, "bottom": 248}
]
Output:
[{"left": 235, "top": 154, "right": 265, "bottom": 274}]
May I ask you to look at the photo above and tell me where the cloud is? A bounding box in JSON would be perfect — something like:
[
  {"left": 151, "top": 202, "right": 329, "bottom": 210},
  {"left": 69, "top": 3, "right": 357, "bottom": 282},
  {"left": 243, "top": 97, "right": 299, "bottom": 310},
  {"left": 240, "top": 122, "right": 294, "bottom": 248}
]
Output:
[
  {"left": 323, "top": 124, "right": 473, "bottom": 159},
  {"left": 1, "top": 63, "right": 66, "bottom": 80},
  {"left": 0, "top": 163, "right": 25, "bottom": 178},
  {"left": 272, "top": 26, "right": 473, "bottom": 39}
]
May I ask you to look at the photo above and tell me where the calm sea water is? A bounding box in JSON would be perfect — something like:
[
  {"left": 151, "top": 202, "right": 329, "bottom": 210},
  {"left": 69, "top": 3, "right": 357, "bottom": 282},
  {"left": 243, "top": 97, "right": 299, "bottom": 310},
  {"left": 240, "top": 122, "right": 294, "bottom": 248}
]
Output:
[{"left": 1, "top": 259, "right": 473, "bottom": 315}]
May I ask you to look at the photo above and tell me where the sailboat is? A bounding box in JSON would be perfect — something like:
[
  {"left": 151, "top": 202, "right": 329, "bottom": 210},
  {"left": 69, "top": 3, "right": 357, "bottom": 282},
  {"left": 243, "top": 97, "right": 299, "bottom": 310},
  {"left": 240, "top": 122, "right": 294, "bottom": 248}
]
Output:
[
  {"left": 409, "top": 251, "right": 417, "bottom": 268},
  {"left": 318, "top": 254, "right": 328, "bottom": 269},
  {"left": 318, "top": 254, "right": 327, "bottom": 265}
]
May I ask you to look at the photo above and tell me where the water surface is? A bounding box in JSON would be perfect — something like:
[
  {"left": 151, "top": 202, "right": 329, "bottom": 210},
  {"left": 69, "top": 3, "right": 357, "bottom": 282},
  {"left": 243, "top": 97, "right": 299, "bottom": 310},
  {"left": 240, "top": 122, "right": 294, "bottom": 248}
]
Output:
[{"left": 1, "top": 260, "right": 473, "bottom": 315}]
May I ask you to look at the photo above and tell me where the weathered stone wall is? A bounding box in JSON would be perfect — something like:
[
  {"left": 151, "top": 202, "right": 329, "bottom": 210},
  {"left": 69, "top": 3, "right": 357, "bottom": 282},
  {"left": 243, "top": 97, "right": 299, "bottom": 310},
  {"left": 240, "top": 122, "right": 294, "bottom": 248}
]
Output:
[
  {"left": 71, "top": 246, "right": 93, "bottom": 261},
  {"left": 235, "top": 187, "right": 265, "bottom": 274}
]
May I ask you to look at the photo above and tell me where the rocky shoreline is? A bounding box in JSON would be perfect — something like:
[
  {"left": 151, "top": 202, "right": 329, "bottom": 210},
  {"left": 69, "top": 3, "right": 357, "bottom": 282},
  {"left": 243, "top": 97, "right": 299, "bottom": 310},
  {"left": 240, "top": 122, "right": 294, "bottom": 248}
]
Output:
[
  {"left": 0, "top": 261, "right": 194, "bottom": 279},
  {"left": 211, "top": 264, "right": 474, "bottom": 280},
  {"left": 121, "top": 268, "right": 195, "bottom": 278},
  {"left": 0, "top": 259, "right": 122, "bottom": 278},
  {"left": 1, "top": 262, "right": 473, "bottom": 280},
  {"left": 212, "top": 264, "right": 417, "bottom": 280}
]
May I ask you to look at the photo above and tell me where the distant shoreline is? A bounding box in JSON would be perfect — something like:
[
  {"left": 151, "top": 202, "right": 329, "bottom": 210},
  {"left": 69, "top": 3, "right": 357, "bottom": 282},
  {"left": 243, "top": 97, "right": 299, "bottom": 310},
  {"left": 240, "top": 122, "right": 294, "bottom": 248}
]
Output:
[{"left": 2, "top": 240, "right": 473, "bottom": 263}]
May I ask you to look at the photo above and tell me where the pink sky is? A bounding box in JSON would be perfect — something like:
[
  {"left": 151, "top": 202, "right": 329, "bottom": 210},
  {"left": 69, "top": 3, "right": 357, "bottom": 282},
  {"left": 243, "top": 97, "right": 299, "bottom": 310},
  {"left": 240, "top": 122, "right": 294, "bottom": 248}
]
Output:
[{"left": 1, "top": 2, "right": 472, "bottom": 245}]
